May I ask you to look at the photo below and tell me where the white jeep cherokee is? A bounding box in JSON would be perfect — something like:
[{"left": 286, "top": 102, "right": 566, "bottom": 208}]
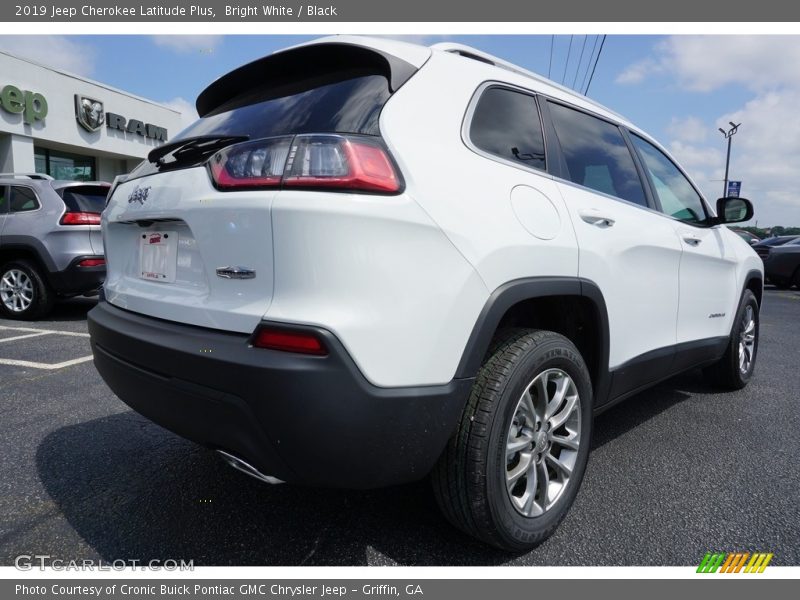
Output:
[{"left": 88, "top": 36, "right": 763, "bottom": 551}]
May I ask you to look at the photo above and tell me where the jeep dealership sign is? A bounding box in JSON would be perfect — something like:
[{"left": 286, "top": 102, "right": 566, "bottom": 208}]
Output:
[{"left": 0, "top": 84, "right": 48, "bottom": 124}]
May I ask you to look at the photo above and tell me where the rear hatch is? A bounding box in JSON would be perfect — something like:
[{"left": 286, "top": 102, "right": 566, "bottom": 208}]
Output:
[
  {"left": 103, "top": 39, "right": 426, "bottom": 333},
  {"left": 56, "top": 183, "right": 109, "bottom": 255}
]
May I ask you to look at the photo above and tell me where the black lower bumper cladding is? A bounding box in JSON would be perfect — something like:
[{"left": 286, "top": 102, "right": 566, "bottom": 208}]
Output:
[{"left": 87, "top": 301, "right": 471, "bottom": 489}]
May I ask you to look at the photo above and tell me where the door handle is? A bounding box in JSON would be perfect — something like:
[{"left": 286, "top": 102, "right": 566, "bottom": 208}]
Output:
[
  {"left": 683, "top": 235, "right": 702, "bottom": 246},
  {"left": 579, "top": 210, "right": 615, "bottom": 228}
]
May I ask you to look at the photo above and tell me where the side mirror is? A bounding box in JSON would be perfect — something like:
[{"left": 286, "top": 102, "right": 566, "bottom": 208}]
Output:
[{"left": 715, "top": 197, "right": 754, "bottom": 224}]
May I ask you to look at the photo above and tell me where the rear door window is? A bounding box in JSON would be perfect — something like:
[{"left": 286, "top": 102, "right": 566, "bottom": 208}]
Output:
[
  {"left": 9, "top": 186, "right": 40, "bottom": 212},
  {"left": 548, "top": 102, "right": 647, "bottom": 207},
  {"left": 60, "top": 186, "right": 109, "bottom": 214},
  {"left": 468, "top": 86, "right": 546, "bottom": 172}
]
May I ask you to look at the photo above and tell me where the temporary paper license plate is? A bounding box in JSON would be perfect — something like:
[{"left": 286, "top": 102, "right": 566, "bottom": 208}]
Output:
[{"left": 139, "top": 231, "right": 177, "bottom": 283}]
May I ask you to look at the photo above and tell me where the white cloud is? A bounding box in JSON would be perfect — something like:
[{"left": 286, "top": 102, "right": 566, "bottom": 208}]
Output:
[
  {"left": 616, "top": 58, "right": 660, "bottom": 85},
  {"left": 151, "top": 35, "right": 222, "bottom": 54},
  {"left": 0, "top": 36, "right": 96, "bottom": 77},
  {"left": 160, "top": 97, "right": 199, "bottom": 131},
  {"left": 667, "top": 116, "right": 709, "bottom": 144},
  {"left": 666, "top": 92, "right": 800, "bottom": 226},
  {"left": 617, "top": 36, "right": 800, "bottom": 93},
  {"left": 621, "top": 36, "right": 800, "bottom": 226}
]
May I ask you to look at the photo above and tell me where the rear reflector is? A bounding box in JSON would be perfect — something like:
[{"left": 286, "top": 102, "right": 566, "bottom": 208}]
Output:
[
  {"left": 61, "top": 212, "right": 102, "bottom": 225},
  {"left": 77, "top": 258, "right": 106, "bottom": 268},
  {"left": 252, "top": 326, "right": 328, "bottom": 356},
  {"left": 208, "top": 134, "right": 401, "bottom": 193}
]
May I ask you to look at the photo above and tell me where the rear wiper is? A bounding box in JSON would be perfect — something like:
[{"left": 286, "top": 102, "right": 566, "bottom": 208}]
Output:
[{"left": 148, "top": 135, "right": 249, "bottom": 166}]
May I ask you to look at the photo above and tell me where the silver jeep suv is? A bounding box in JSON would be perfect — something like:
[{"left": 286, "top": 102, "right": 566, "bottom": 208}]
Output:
[{"left": 0, "top": 173, "right": 109, "bottom": 320}]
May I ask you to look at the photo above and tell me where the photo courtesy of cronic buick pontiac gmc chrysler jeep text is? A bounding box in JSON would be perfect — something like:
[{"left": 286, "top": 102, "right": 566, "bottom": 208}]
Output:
[{"left": 87, "top": 36, "right": 763, "bottom": 551}]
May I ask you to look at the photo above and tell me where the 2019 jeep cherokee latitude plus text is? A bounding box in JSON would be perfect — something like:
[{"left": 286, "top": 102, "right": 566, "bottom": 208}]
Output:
[{"left": 88, "top": 36, "right": 763, "bottom": 551}]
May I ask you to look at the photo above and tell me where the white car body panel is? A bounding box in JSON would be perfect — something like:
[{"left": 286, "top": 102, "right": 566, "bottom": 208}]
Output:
[{"left": 101, "top": 35, "right": 763, "bottom": 389}]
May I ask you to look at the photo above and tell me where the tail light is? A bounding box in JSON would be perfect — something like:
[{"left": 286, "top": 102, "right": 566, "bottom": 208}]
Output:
[
  {"left": 77, "top": 258, "right": 106, "bottom": 268},
  {"left": 209, "top": 136, "right": 291, "bottom": 189},
  {"left": 208, "top": 134, "right": 401, "bottom": 194},
  {"left": 61, "top": 212, "right": 101, "bottom": 225},
  {"left": 251, "top": 325, "right": 328, "bottom": 356}
]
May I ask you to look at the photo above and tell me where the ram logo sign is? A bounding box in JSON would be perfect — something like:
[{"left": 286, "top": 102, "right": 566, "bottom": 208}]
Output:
[
  {"left": 107, "top": 112, "right": 168, "bottom": 142},
  {"left": 74, "top": 95, "right": 105, "bottom": 132}
]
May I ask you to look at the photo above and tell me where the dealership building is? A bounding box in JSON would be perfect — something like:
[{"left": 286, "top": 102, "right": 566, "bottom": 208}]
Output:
[{"left": 0, "top": 50, "right": 183, "bottom": 182}]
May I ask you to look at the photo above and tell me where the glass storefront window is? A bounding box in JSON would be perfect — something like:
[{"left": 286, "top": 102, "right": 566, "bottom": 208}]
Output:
[{"left": 34, "top": 147, "right": 96, "bottom": 181}]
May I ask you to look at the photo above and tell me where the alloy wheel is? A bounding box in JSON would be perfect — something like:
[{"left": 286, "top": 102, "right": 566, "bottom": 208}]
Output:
[
  {"left": 739, "top": 304, "right": 756, "bottom": 374},
  {"left": 505, "top": 368, "right": 581, "bottom": 517}
]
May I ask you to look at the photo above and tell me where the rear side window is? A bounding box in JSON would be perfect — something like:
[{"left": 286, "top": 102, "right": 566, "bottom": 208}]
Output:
[
  {"left": 0, "top": 187, "right": 7, "bottom": 213},
  {"left": 59, "top": 186, "right": 108, "bottom": 214},
  {"left": 548, "top": 102, "right": 647, "bottom": 207},
  {"left": 630, "top": 134, "right": 708, "bottom": 224},
  {"left": 178, "top": 75, "right": 391, "bottom": 140},
  {"left": 9, "top": 186, "right": 39, "bottom": 212},
  {"left": 469, "top": 87, "right": 546, "bottom": 172}
]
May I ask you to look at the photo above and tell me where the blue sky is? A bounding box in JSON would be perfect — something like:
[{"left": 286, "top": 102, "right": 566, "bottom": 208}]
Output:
[{"left": 1, "top": 34, "right": 798, "bottom": 226}]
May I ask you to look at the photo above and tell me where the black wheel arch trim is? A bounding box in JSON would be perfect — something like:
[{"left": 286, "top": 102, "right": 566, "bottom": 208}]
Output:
[
  {"left": 742, "top": 268, "right": 763, "bottom": 309},
  {"left": 454, "top": 276, "right": 612, "bottom": 406},
  {"left": 0, "top": 237, "right": 57, "bottom": 272}
]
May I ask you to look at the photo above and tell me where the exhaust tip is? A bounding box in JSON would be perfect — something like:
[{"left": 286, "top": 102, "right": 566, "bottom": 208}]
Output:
[{"left": 216, "top": 449, "right": 284, "bottom": 485}]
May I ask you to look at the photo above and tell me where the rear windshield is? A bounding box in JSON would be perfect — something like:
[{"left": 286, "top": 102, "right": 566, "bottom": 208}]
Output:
[
  {"left": 59, "top": 186, "right": 108, "bottom": 213},
  {"left": 176, "top": 75, "right": 391, "bottom": 140}
]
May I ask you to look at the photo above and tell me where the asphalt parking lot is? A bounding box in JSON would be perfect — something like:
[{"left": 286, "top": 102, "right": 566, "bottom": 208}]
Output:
[{"left": 0, "top": 288, "right": 798, "bottom": 566}]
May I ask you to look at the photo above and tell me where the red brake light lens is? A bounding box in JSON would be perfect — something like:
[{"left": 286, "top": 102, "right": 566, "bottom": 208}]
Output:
[
  {"left": 77, "top": 258, "right": 106, "bottom": 268},
  {"left": 208, "top": 134, "right": 401, "bottom": 194},
  {"left": 252, "top": 326, "right": 328, "bottom": 356},
  {"left": 61, "top": 212, "right": 101, "bottom": 225},
  {"left": 283, "top": 136, "right": 400, "bottom": 193}
]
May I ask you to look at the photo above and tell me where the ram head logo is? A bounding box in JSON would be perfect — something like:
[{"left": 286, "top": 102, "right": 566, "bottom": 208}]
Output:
[{"left": 75, "top": 94, "right": 105, "bottom": 132}]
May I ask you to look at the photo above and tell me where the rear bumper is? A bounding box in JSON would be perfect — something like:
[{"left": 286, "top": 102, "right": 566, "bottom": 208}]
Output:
[
  {"left": 48, "top": 256, "right": 105, "bottom": 295},
  {"left": 88, "top": 301, "right": 472, "bottom": 489}
]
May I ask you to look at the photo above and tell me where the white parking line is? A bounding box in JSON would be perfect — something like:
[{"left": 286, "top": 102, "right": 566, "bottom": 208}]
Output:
[
  {"left": 0, "top": 356, "right": 94, "bottom": 370},
  {"left": 0, "top": 324, "right": 92, "bottom": 370},
  {"left": 0, "top": 325, "right": 90, "bottom": 338},
  {"left": 0, "top": 331, "right": 52, "bottom": 344}
]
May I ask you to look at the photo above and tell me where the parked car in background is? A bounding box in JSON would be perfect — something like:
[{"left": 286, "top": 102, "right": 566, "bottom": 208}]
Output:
[
  {"left": 752, "top": 235, "right": 799, "bottom": 260},
  {"left": 0, "top": 174, "right": 108, "bottom": 320},
  {"left": 88, "top": 36, "right": 763, "bottom": 551},
  {"left": 729, "top": 228, "right": 761, "bottom": 245},
  {"left": 762, "top": 236, "right": 800, "bottom": 289}
]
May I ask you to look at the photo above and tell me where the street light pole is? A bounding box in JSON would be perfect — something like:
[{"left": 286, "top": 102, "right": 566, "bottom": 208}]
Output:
[{"left": 719, "top": 121, "right": 741, "bottom": 197}]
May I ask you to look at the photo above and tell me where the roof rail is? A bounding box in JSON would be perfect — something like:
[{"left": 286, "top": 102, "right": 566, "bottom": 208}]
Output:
[
  {"left": 0, "top": 173, "right": 54, "bottom": 180},
  {"left": 430, "top": 42, "right": 626, "bottom": 122}
]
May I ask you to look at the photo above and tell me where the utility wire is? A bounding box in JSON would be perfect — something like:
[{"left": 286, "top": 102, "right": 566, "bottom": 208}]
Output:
[
  {"left": 561, "top": 35, "right": 573, "bottom": 85},
  {"left": 548, "top": 35, "right": 554, "bottom": 79},
  {"left": 571, "top": 35, "right": 588, "bottom": 90},
  {"left": 579, "top": 35, "right": 600, "bottom": 93},
  {"left": 584, "top": 34, "right": 606, "bottom": 95}
]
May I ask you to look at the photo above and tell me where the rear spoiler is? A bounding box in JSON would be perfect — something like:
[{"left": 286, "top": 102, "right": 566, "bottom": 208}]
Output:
[{"left": 196, "top": 43, "right": 419, "bottom": 118}]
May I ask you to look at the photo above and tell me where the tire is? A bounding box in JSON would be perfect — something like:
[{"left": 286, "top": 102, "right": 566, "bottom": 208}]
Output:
[
  {"left": 0, "top": 260, "right": 54, "bottom": 320},
  {"left": 703, "top": 289, "right": 759, "bottom": 390},
  {"left": 432, "top": 329, "right": 593, "bottom": 552},
  {"left": 793, "top": 267, "right": 800, "bottom": 290}
]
